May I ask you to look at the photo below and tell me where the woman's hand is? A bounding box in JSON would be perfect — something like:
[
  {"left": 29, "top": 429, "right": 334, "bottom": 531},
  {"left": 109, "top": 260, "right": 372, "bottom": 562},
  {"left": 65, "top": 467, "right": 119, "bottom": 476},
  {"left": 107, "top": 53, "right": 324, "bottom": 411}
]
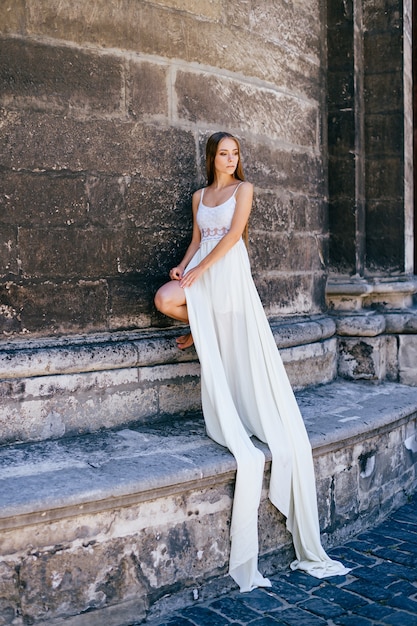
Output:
[
  {"left": 169, "top": 266, "right": 184, "bottom": 281},
  {"left": 179, "top": 264, "right": 205, "bottom": 288}
]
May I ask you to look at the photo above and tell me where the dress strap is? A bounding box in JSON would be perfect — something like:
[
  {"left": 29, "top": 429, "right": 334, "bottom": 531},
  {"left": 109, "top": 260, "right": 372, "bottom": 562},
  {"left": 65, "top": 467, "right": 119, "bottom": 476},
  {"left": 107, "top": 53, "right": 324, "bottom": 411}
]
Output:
[{"left": 233, "top": 181, "right": 245, "bottom": 196}]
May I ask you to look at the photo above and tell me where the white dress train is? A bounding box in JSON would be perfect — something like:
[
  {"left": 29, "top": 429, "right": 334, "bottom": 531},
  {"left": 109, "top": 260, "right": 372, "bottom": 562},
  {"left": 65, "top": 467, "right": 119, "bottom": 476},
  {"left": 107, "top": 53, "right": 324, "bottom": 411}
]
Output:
[{"left": 184, "top": 186, "right": 350, "bottom": 592}]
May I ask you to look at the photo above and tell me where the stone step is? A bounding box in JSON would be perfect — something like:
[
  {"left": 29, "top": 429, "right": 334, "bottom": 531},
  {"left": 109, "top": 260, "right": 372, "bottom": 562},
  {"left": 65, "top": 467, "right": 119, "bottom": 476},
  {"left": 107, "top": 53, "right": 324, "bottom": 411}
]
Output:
[
  {"left": 1, "top": 380, "right": 417, "bottom": 626},
  {"left": 0, "top": 317, "right": 337, "bottom": 446}
]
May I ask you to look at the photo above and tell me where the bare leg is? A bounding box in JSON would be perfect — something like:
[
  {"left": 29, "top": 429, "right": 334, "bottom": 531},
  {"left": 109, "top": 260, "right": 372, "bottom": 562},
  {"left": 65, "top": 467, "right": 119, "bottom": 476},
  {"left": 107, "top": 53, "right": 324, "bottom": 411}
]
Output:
[{"left": 154, "top": 281, "right": 194, "bottom": 349}]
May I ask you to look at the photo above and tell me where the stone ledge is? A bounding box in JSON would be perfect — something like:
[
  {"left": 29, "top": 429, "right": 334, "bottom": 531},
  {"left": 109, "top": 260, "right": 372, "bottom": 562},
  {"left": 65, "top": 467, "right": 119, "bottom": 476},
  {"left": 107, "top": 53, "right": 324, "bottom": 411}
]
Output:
[
  {"left": 334, "top": 312, "right": 386, "bottom": 337},
  {"left": 331, "top": 307, "right": 417, "bottom": 337},
  {"left": 326, "top": 276, "right": 417, "bottom": 311},
  {"left": 0, "top": 317, "right": 338, "bottom": 445},
  {"left": 0, "top": 380, "right": 416, "bottom": 624},
  {"left": 385, "top": 308, "right": 417, "bottom": 333},
  {"left": 0, "top": 315, "right": 335, "bottom": 379},
  {"left": 0, "top": 381, "right": 415, "bottom": 531}
]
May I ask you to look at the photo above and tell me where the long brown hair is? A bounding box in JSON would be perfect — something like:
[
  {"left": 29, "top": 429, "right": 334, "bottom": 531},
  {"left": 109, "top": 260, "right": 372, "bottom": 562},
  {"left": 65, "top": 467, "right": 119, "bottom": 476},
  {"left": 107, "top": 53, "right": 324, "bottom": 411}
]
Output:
[{"left": 205, "top": 132, "right": 248, "bottom": 246}]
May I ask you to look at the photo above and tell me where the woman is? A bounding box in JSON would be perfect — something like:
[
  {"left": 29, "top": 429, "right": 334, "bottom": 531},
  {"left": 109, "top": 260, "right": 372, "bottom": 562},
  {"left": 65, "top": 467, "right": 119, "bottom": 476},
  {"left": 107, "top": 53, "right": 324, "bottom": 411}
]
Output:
[{"left": 155, "top": 132, "right": 349, "bottom": 592}]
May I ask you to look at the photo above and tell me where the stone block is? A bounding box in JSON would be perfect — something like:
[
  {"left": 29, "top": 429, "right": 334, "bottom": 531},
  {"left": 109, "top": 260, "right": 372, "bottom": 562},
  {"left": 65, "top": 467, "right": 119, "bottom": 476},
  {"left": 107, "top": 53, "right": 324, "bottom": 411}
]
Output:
[
  {"left": 0, "top": 37, "right": 124, "bottom": 114},
  {"left": 255, "top": 273, "right": 316, "bottom": 317},
  {"left": 0, "top": 224, "right": 18, "bottom": 278},
  {"left": 2, "top": 467, "right": 236, "bottom": 622},
  {"left": 0, "top": 378, "right": 159, "bottom": 444},
  {"left": 119, "top": 228, "right": 190, "bottom": 280},
  {"left": 18, "top": 540, "right": 148, "bottom": 622},
  {"left": 385, "top": 335, "right": 399, "bottom": 382},
  {"left": 328, "top": 198, "right": 357, "bottom": 274},
  {"left": 123, "top": 176, "right": 194, "bottom": 231},
  {"left": 141, "top": 362, "right": 202, "bottom": 416},
  {"left": 327, "top": 0, "right": 353, "bottom": 30},
  {"left": 398, "top": 335, "right": 417, "bottom": 385},
  {"left": 366, "top": 158, "right": 403, "bottom": 201},
  {"left": 259, "top": 511, "right": 294, "bottom": 572},
  {"left": 18, "top": 227, "right": 121, "bottom": 279},
  {"left": 315, "top": 473, "right": 334, "bottom": 531},
  {"left": 129, "top": 60, "right": 169, "bottom": 119},
  {"left": 84, "top": 174, "right": 130, "bottom": 229},
  {"left": 328, "top": 70, "right": 354, "bottom": 109},
  {"left": 0, "top": 338, "right": 138, "bottom": 381},
  {"left": 139, "top": 362, "right": 200, "bottom": 384},
  {"left": 328, "top": 153, "right": 355, "bottom": 198},
  {"left": 333, "top": 463, "right": 359, "bottom": 525},
  {"left": 1, "top": 280, "right": 108, "bottom": 335},
  {"left": 364, "top": 31, "right": 402, "bottom": 73},
  {"left": 0, "top": 0, "right": 25, "bottom": 33},
  {"left": 247, "top": 0, "right": 321, "bottom": 61},
  {"left": 244, "top": 190, "right": 296, "bottom": 233},
  {"left": 280, "top": 337, "right": 337, "bottom": 389},
  {"left": 153, "top": 0, "right": 222, "bottom": 19},
  {"left": 176, "top": 70, "right": 317, "bottom": 148},
  {"left": 0, "top": 328, "right": 197, "bottom": 380},
  {"left": 0, "top": 330, "right": 202, "bottom": 444},
  {"left": 306, "top": 197, "right": 328, "bottom": 233},
  {"left": 328, "top": 109, "right": 355, "bottom": 155},
  {"left": 327, "top": 28, "right": 354, "bottom": 72},
  {"left": 0, "top": 169, "right": 87, "bottom": 226},
  {"left": 255, "top": 272, "right": 325, "bottom": 317},
  {"left": 0, "top": 302, "right": 22, "bottom": 336},
  {"left": 0, "top": 110, "right": 197, "bottom": 178},
  {"left": 158, "top": 379, "right": 201, "bottom": 416},
  {"left": 250, "top": 232, "right": 323, "bottom": 273},
  {"left": 384, "top": 310, "right": 417, "bottom": 333},
  {"left": 338, "top": 336, "right": 388, "bottom": 381},
  {"left": 108, "top": 277, "right": 155, "bottom": 331},
  {"left": 363, "top": 0, "right": 402, "bottom": 32},
  {"left": 241, "top": 139, "right": 325, "bottom": 197},
  {"left": 365, "top": 113, "right": 404, "bottom": 157},
  {"left": 0, "top": 561, "right": 19, "bottom": 625},
  {"left": 272, "top": 316, "right": 336, "bottom": 350},
  {"left": 25, "top": 367, "right": 139, "bottom": 399},
  {"left": 25, "top": 1, "right": 320, "bottom": 101},
  {"left": 335, "top": 313, "right": 386, "bottom": 337},
  {"left": 365, "top": 213, "right": 404, "bottom": 274},
  {"left": 364, "top": 72, "right": 403, "bottom": 115}
]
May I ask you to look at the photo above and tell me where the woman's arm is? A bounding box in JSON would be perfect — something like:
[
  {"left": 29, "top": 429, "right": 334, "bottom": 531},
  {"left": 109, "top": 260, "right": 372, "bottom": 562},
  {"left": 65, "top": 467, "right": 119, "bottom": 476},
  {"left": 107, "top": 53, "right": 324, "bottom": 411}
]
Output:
[
  {"left": 169, "top": 189, "right": 202, "bottom": 281},
  {"left": 179, "top": 182, "right": 253, "bottom": 288}
]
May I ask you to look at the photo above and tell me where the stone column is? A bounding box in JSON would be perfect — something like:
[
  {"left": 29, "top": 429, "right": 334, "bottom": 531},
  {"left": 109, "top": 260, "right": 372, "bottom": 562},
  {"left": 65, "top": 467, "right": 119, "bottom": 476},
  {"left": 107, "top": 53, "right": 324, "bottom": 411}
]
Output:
[{"left": 327, "top": 0, "right": 417, "bottom": 384}]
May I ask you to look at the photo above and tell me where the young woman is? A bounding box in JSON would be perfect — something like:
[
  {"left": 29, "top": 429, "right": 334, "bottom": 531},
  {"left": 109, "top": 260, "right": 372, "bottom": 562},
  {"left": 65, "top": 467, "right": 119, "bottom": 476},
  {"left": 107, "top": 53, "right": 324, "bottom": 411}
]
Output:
[{"left": 155, "top": 132, "right": 349, "bottom": 592}]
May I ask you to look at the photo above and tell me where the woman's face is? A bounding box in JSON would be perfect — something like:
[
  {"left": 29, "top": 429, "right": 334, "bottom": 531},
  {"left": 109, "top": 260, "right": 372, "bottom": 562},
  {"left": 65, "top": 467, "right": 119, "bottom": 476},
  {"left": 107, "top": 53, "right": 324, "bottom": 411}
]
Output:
[{"left": 214, "top": 137, "right": 239, "bottom": 177}]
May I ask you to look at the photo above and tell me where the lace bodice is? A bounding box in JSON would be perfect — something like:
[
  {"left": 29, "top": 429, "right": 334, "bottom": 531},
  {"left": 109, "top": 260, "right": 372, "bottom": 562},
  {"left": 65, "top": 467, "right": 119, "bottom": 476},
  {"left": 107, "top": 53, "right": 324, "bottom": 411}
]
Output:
[{"left": 197, "top": 185, "right": 242, "bottom": 243}]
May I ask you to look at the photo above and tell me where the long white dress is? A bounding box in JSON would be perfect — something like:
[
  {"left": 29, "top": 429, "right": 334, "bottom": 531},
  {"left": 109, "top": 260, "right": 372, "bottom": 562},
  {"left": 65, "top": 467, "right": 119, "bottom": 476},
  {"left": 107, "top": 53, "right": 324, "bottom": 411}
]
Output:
[{"left": 184, "top": 185, "right": 350, "bottom": 592}]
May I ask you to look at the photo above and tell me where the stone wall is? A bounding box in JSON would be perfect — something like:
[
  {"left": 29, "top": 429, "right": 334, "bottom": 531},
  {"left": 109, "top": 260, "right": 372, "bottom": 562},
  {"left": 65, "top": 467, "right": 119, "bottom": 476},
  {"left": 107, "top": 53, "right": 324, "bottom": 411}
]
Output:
[{"left": 0, "top": 0, "right": 328, "bottom": 339}]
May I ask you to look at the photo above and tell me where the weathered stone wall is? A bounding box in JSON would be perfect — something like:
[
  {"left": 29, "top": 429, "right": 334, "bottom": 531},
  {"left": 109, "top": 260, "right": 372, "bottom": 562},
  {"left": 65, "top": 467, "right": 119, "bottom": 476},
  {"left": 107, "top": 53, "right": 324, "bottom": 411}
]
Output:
[
  {"left": 0, "top": 0, "right": 328, "bottom": 339},
  {"left": 327, "top": 0, "right": 405, "bottom": 275}
]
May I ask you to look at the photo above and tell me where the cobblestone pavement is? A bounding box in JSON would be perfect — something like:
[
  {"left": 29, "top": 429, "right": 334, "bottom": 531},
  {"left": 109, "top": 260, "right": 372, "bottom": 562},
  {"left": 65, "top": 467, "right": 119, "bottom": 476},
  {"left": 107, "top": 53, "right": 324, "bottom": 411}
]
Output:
[{"left": 141, "top": 496, "right": 417, "bottom": 626}]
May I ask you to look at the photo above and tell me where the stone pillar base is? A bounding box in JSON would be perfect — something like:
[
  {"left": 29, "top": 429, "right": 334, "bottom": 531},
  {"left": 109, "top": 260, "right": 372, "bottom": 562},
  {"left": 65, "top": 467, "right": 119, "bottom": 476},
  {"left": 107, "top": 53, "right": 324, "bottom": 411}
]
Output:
[
  {"left": 326, "top": 276, "right": 417, "bottom": 311},
  {"left": 326, "top": 277, "right": 417, "bottom": 385}
]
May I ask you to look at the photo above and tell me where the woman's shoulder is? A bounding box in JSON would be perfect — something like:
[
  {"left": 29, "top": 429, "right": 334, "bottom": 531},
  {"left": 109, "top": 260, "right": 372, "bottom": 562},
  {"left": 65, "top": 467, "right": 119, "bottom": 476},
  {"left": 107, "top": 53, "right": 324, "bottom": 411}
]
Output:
[
  {"left": 191, "top": 187, "right": 204, "bottom": 212},
  {"left": 235, "top": 180, "right": 253, "bottom": 198},
  {"left": 192, "top": 187, "right": 205, "bottom": 198},
  {"left": 236, "top": 180, "right": 253, "bottom": 191}
]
